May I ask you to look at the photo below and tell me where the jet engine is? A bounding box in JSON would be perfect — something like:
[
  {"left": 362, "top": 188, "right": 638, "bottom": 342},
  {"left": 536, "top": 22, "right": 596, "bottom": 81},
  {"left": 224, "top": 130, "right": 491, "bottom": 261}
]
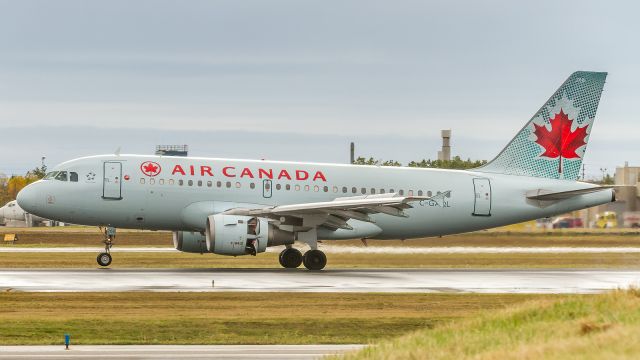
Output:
[
  {"left": 172, "top": 231, "right": 209, "bottom": 254},
  {"left": 205, "top": 214, "right": 294, "bottom": 256}
]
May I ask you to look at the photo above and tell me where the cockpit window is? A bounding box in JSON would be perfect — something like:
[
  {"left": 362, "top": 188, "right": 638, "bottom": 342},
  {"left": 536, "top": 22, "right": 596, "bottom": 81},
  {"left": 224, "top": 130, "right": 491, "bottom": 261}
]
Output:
[
  {"left": 70, "top": 172, "right": 78, "bottom": 182},
  {"left": 43, "top": 171, "right": 58, "bottom": 180},
  {"left": 54, "top": 171, "right": 68, "bottom": 182}
]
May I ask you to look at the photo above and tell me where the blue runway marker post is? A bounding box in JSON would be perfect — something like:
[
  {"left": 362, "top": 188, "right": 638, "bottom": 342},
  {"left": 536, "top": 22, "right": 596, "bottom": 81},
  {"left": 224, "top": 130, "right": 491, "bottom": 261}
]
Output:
[{"left": 64, "top": 334, "right": 70, "bottom": 350}]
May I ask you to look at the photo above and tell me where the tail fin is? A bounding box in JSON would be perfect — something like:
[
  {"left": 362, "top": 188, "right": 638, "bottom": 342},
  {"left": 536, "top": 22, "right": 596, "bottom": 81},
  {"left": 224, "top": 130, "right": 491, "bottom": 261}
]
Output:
[{"left": 477, "top": 71, "right": 607, "bottom": 180}]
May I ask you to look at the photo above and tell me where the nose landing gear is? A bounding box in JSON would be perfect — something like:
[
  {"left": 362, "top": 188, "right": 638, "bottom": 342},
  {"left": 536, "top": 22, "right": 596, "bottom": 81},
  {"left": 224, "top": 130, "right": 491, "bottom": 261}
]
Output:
[{"left": 97, "top": 226, "right": 116, "bottom": 267}]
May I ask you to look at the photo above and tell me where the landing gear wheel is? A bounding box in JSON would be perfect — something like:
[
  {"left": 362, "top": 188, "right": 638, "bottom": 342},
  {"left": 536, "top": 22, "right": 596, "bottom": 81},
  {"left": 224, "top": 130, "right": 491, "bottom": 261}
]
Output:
[
  {"left": 279, "top": 248, "right": 303, "bottom": 268},
  {"left": 303, "top": 249, "right": 327, "bottom": 271},
  {"left": 97, "top": 252, "right": 112, "bottom": 267}
]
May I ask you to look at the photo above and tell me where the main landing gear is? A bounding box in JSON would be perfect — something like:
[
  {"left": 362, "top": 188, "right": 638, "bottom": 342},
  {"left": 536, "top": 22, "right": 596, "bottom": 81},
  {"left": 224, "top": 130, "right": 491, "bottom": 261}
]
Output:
[
  {"left": 97, "top": 226, "right": 116, "bottom": 267},
  {"left": 278, "top": 247, "right": 327, "bottom": 271}
]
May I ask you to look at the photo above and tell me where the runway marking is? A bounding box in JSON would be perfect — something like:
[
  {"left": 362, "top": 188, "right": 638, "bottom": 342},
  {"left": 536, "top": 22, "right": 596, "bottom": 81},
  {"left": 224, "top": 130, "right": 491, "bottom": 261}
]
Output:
[
  {"left": 0, "top": 345, "right": 364, "bottom": 360},
  {"left": 1, "top": 269, "right": 639, "bottom": 294}
]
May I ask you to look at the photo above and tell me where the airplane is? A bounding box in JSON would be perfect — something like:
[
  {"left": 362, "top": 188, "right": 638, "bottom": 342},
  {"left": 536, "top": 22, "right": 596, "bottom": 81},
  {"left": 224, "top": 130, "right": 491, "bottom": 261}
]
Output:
[
  {"left": 17, "top": 71, "right": 613, "bottom": 270},
  {"left": 0, "top": 200, "right": 49, "bottom": 227}
]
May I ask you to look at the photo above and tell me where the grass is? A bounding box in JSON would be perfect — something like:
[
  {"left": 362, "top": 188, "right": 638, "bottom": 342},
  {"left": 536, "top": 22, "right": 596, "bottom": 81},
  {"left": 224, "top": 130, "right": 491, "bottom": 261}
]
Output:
[
  {"left": 0, "top": 292, "right": 557, "bottom": 345},
  {"left": 336, "top": 289, "right": 640, "bottom": 360},
  {"left": 1, "top": 251, "right": 640, "bottom": 269}
]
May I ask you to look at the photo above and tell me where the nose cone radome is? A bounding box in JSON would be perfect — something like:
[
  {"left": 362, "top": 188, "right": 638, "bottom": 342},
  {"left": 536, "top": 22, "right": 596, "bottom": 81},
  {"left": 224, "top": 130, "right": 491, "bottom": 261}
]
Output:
[{"left": 17, "top": 183, "right": 39, "bottom": 214}]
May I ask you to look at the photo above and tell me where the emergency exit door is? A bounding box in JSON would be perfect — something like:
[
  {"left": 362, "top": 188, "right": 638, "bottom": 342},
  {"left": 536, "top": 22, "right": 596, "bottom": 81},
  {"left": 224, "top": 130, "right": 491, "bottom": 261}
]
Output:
[
  {"left": 262, "top": 179, "right": 272, "bottom": 198},
  {"left": 472, "top": 178, "right": 491, "bottom": 216},
  {"left": 103, "top": 162, "right": 123, "bottom": 200}
]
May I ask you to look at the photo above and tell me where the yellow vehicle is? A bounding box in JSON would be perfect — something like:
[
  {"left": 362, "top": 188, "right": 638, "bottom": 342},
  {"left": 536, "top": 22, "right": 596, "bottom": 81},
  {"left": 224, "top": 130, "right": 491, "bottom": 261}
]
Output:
[{"left": 595, "top": 211, "right": 617, "bottom": 228}]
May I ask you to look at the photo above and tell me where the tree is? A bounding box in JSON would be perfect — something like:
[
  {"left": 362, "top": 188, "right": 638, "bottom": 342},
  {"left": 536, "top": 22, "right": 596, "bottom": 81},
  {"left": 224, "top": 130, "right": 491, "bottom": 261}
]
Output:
[{"left": 27, "top": 164, "right": 47, "bottom": 180}]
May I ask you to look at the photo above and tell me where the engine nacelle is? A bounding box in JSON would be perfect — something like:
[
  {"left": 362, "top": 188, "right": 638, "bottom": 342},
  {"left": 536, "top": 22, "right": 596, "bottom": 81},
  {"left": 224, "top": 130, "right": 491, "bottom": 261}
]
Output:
[
  {"left": 173, "top": 231, "right": 209, "bottom": 253},
  {"left": 205, "top": 214, "right": 294, "bottom": 256}
]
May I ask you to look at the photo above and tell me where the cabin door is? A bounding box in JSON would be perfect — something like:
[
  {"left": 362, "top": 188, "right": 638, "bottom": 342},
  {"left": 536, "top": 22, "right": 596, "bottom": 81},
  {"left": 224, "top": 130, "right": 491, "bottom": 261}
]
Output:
[
  {"left": 103, "top": 162, "right": 123, "bottom": 200},
  {"left": 472, "top": 178, "right": 491, "bottom": 216}
]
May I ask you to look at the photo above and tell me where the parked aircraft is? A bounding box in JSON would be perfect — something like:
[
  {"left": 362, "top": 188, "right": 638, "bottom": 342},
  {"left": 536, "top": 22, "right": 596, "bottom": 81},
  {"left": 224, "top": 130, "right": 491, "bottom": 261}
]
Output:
[
  {"left": 0, "top": 200, "right": 48, "bottom": 227},
  {"left": 17, "top": 71, "right": 613, "bottom": 270}
]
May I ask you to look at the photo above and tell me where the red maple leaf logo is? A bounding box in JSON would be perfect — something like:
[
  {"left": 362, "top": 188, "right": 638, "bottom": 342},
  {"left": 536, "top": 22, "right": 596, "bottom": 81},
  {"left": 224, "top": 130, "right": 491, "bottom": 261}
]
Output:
[
  {"left": 140, "top": 161, "right": 161, "bottom": 177},
  {"left": 533, "top": 109, "right": 588, "bottom": 173}
]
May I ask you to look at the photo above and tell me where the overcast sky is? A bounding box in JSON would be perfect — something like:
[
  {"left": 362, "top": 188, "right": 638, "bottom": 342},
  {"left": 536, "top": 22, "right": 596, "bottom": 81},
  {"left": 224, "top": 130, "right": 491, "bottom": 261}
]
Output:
[{"left": 0, "top": 0, "right": 638, "bottom": 178}]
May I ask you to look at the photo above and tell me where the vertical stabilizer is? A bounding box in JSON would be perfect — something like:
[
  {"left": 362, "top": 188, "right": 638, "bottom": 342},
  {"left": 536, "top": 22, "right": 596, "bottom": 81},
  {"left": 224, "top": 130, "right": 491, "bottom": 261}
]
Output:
[{"left": 477, "top": 71, "right": 607, "bottom": 180}]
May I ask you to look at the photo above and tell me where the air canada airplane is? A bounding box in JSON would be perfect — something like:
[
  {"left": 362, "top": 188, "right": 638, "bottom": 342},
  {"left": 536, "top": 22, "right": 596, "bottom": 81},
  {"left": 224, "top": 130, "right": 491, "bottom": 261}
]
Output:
[{"left": 18, "top": 71, "right": 613, "bottom": 270}]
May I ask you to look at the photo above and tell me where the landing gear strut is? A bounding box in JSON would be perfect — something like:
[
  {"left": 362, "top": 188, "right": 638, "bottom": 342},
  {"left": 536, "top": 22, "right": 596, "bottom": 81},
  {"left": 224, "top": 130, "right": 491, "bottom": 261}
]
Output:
[
  {"left": 97, "top": 226, "right": 116, "bottom": 267},
  {"left": 303, "top": 249, "right": 327, "bottom": 271},
  {"left": 279, "top": 247, "right": 303, "bottom": 268}
]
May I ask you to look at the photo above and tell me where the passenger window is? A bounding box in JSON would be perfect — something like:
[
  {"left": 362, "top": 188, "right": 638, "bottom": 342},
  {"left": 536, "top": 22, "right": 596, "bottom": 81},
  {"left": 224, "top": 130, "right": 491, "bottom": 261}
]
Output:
[
  {"left": 314, "top": 185, "right": 319, "bottom": 192},
  {"left": 380, "top": 189, "right": 385, "bottom": 194},
  {"left": 178, "top": 180, "right": 184, "bottom": 186},
  {"left": 371, "top": 188, "right": 376, "bottom": 194},
  {"left": 295, "top": 185, "right": 300, "bottom": 191},
  {"left": 276, "top": 184, "right": 282, "bottom": 190},
  {"left": 236, "top": 182, "right": 241, "bottom": 188},
  {"left": 389, "top": 189, "right": 395, "bottom": 194},
  {"left": 70, "top": 172, "right": 78, "bottom": 182},
  {"left": 207, "top": 181, "right": 212, "bottom": 187},
  {"left": 250, "top": 183, "right": 256, "bottom": 189},
  {"left": 304, "top": 185, "right": 310, "bottom": 191},
  {"left": 342, "top": 186, "right": 347, "bottom": 193},
  {"left": 188, "top": 180, "right": 193, "bottom": 186},
  {"left": 399, "top": 190, "right": 404, "bottom": 195},
  {"left": 286, "top": 184, "right": 291, "bottom": 191},
  {"left": 361, "top": 188, "right": 366, "bottom": 194},
  {"left": 217, "top": 181, "right": 222, "bottom": 188},
  {"left": 55, "top": 171, "right": 68, "bottom": 181},
  {"left": 140, "top": 178, "right": 146, "bottom": 184},
  {"left": 160, "top": 179, "right": 165, "bottom": 185},
  {"left": 150, "top": 178, "right": 155, "bottom": 185},
  {"left": 418, "top": 190, "right": 423, "bottom": 196},
  {"left": 332, "top": 186, "right": 338, "bottom": 193},
  {"left": 197, "top": 180, "right": 202, "bottom": 187},
  {"left": 408, "top": 190, "right": 414, "bottom": 196},
  {"left": 226, "top": 182, "right": 231, "bottom": 188},
  {"left": 352, "top": 187, "right": 357, "bottom": 194},
  {"left": 169, "top": 179, "right": 174, "bottom": 185},
  {"left": 427, "top": 191, "right": 432, "bottom": 197}
]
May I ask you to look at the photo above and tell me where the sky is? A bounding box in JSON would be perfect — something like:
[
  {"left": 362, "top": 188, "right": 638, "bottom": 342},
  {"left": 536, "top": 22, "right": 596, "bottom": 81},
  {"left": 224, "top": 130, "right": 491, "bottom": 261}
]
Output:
[{"left": 0, "top": 0, "right": 638, "bottom": 179}]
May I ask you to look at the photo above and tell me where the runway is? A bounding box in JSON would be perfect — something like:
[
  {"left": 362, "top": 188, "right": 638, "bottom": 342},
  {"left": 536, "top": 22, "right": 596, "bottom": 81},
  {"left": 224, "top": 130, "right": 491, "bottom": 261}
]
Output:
[
  {"left": 1, "top": 268, "right": 639, "bottom": 293},
  {"left": 2, "top": 246, "right": 640, "bottom": 254},
  {"left": 0, "top": 345, "right": 363, "bottom": 359}
]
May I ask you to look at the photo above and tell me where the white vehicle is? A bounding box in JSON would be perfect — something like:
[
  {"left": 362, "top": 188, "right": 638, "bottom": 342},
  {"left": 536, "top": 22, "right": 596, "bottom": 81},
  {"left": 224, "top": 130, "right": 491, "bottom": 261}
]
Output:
[{"left": 17, "top": 71, "right": 614, "bottom": 270}]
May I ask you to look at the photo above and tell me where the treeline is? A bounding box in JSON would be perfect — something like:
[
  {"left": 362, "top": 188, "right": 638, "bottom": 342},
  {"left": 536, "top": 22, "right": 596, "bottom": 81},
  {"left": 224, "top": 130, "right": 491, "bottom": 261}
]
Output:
[
  {"left": 0, "top": 165, "right": 47, "bottom": 205},
  {"left": 353, "top": 156, "right": 487, "bottom": 169}
]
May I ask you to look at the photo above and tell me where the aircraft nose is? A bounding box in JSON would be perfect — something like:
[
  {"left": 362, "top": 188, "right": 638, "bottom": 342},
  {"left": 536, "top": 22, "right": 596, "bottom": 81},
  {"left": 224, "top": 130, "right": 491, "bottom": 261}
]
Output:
[{"left": 17, "top": 183, "right": 39, "bottom": 213}]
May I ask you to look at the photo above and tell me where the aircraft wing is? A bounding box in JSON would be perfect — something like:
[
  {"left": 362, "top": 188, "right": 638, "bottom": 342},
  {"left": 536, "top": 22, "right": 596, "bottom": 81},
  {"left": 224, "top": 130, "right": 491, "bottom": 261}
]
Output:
[{"left": 224, "top": 193, "right": 447, "bottom": 230}]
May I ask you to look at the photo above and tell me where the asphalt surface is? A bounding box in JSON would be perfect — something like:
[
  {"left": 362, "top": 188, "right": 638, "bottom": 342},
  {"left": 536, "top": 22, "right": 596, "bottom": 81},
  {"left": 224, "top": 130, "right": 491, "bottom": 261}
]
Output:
[
  {"left": 1, "top": 268, "right": 638, "bottom": 293},
  {"left": 0, "top": 345, "right": 364, "bottom": 359},
  {"left": 2, "top": 246, "right": 640, "bottom": 253}
]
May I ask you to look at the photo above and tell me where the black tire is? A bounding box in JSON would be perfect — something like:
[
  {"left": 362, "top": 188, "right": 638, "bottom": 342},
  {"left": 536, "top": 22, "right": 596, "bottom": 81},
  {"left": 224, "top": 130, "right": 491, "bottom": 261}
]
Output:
[
  {"left": 302, "top": 249, "right": 327, "bottom": 271},
  {"left": 97, "top": 252, "right": 112, "bottom": 267},
  {"left": 279, "top": 248, "right": 303, "bottom": 268}
]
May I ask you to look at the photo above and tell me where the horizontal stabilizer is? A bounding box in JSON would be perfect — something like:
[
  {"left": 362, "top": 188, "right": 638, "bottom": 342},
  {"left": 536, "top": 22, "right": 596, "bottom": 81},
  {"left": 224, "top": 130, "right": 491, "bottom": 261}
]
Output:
[{"left": 526, "top": 186, "right": 614, "bottom": 201}]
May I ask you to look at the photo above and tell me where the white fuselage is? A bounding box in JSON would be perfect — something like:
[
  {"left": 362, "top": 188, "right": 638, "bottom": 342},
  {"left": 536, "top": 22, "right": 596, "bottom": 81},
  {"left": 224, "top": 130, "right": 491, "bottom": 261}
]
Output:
[{"left": 17, "top": 155, "right": 612, "bottom": 239}]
